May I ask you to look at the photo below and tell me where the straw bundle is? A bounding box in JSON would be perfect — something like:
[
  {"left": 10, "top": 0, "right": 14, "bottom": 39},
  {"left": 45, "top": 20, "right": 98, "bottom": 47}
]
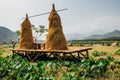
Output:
[
  {"left": 45, "top": 4, "right": 68, "bottom": 50},
  {"left": 17, "top": 14, "right": 34, "bottom": 49}
]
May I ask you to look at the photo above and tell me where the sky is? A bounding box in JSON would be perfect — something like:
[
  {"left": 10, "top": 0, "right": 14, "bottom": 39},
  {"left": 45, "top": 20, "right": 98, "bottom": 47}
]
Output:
[{"left": 0, "top": 0, "right": 120, "bottom": 34}]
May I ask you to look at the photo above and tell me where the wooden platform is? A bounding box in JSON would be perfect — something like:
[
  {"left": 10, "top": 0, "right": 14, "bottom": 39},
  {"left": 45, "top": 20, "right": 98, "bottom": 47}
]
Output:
[{"left": 12, "top": 47, "right": 92, "bottom": 62}]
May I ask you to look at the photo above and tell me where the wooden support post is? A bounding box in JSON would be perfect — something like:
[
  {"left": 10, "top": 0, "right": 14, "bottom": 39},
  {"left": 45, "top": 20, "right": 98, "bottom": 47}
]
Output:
[
  {"left": 63, "top": 53, "right": 66, "bottom": 60},
  {"left": 70, "top": 53, "right": 78, "bottom": 61},
  {"left": 25, "top": 53, "right": 32, "bottom": 61},
  {"left": 53, "top": 53, "right": 63, "bottom": 62},
  {"left": 38, "top": 44, "right": 41, "bottom": 49},
  {"left": 47, "top": 53, "right": 53, "bottom": 58},
  {"left": 12, "top": 50, "right": 15, "bottom": 56},
  {"left": 78, "top": 52, "right": 80, "bottom": 60},
  {"left": 86, "top": 50, "right": 89, "bottom": 59},
  {"left": 80, "top": 52, "right": 86, "bottom": 58},
  {"left": 32, "top": 54, "right": 39, "bottom": 61}
]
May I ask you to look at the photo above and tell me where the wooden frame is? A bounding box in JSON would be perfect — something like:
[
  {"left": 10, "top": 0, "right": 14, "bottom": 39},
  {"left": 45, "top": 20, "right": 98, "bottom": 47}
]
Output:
[{"left": 12, "top": 47, "right": 92, "bottom": 62}]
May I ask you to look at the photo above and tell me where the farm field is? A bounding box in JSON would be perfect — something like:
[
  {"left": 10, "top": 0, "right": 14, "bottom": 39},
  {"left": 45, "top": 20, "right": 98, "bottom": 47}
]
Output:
[
  {"left": 0, "top": 45, "right": 120, "bottom": 79},
  {"left": 0, "top": 0, "right": 120, "bottom": 79},
  {"left": 1, "top": 45, "right": 120, "bottom": 57},
  {"left": 91, "top": 46, "right": 120, "bottom": 60}
]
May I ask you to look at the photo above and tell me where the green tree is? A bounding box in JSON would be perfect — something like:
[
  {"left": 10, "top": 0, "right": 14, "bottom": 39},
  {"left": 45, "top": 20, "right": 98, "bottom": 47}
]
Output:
[
  {"left": 15, "top": 25, "right": 47, "bottom": 42},
  {"left": 10, "top": 39, "right": 17, "bottom": 49},
  {"left": 32, "top": 25, "right": 47, "bottom": 41},
  {"left": 15, "top": 30, "right": 21, "bottom": 38}
]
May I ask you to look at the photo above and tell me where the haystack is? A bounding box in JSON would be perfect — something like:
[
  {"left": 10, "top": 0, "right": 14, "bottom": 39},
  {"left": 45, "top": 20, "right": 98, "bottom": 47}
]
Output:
[
  {"left": 45, "top": 4, "right": 68, "bottom": 50},
  {"left": 17, "top": 14, "right": 34, "bottom": 49}
]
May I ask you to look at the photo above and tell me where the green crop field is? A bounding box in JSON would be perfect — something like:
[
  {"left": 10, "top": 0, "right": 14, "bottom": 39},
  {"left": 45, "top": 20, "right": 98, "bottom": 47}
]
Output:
[{"left": 1, "top": 45, "right": 120, "bottom": 79}]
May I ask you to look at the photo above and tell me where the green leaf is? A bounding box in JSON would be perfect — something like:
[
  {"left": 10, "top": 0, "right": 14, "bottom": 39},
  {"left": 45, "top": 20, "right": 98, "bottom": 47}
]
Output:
[
  {"left": 91, "top": 65, "right": 96, "bottom": 70},
  {"left": 28, "top": 65, "right": 33, "bottom": 71},
  {"left": 23, "top": 74, "right": 29, "bottom": 80},
  {"left": 16, "top": 72, "right": 21, "bottom": 80},
  {"left": 39, "top": 67, "right": 45, "bottom": 73},
  {"left": 15, "top": 63, "right": 22, "bottom": 69},
  {"left": 46, "top": 62, "right": 52, "bottom": 67},
  {"left": 62, "top": 72, "right": 67, "bottom": 77},
  {"left": 98, "top": 61, "right": 104, "bottom": 67}
]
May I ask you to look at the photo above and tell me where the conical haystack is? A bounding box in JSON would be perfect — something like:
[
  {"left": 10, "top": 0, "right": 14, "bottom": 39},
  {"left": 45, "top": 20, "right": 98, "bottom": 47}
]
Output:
[
  {"left": 17, "top": 14, "right": 34, "bottom": 49},
  {"left": 45, "top": 4, "right": 68, "bottom": 50}
]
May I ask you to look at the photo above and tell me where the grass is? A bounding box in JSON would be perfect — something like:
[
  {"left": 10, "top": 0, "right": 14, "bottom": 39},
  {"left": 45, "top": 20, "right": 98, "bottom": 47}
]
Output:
[
  {"left": 1, "top": 45, "right": 120, "bottom": 79},
  {"left": 90, "top": 46, "right": 120, "bottom": 60},
  {"left": 91, "top": 46, "right": 120, "bottom": 55},
  {"left": 0, "top": 46, "right": 12, "bottom": 57}
]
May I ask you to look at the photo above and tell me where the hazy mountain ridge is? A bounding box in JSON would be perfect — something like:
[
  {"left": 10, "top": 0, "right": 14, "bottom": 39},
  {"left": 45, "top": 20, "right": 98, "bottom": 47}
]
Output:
[
  {"left": 86, "top": 30, "right": 108, "bottom": 36},
  {"left": 0, "top": 26, "right": 18, "bottom": 43},
  {"left": 0, "top": 27, "right": 120, "bottom": 42},
  {"left": 85, "top": 30, "right": 120, "bottom": 39},
  {"left": 65, "top": 29, "right": 120, "bottom": 40},
  {"left": 65, "top": 33, "right": 84, "bottom": 40}
]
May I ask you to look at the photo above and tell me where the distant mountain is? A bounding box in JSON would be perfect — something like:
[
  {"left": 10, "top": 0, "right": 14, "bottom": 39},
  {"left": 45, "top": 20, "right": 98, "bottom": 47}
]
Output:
[
  {"left": 0, "top": 26, "right": 18, "bottom": 44},
  {"left": 65, "top": 33, "right": 84, "bottom": 40},
  {"left": 86, "top": 30, "right": 120, "bottom": 39},
  {"left": 65, "top": 30, "right": 120, "bottom": 40},
  {"left": 85, "top": 29, "right": 107, "bottom": 36}
]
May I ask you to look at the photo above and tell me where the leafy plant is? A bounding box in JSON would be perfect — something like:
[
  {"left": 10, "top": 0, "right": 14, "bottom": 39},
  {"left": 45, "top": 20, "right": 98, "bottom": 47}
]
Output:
[
  {"left": 0, "top": 55, "right": 120, "bottom": 79},
  {"left": 10, "top": 40, "right": 17, "bottom": 49},
  {"left": 92, "top": 50, "right": 107, "bottom": 57},
  {"left": 115, "top": 49, "right": 120, "bottom": 55}
]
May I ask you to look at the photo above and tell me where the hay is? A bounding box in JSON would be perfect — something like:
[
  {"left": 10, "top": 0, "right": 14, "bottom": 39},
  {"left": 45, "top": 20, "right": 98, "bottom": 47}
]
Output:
[
  {"left": 17, "top": 14, "right": 34, "bottom": 49},
  {"left": 45, "top": 4, "right": 68, "bottom": 50}
]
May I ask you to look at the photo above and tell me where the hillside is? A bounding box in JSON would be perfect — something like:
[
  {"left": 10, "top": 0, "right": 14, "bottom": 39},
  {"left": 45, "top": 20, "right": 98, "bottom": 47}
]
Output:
[
  {"left": 65, "top": 30, "right": 120, "bottom": 40},
  {"left": 1, "top": 27, "right": 118, "bottom": 42},
  {"left": 0, "top": 26, "right": 18, "bottom": 44},
  {"left": 86, "top": 30, "right": 120, "bottom": 39},
  {"left": 65, "top": 33, "right": 84, "bottom": 40}
]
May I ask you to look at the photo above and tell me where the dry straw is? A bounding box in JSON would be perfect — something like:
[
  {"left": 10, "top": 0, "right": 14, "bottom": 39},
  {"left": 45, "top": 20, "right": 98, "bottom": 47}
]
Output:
[
  {"left": 45, "top": 4, "right": 68, "bottom": 50},
  {"left": 17, "top": 14, "right": 34, "bottom": 49}
]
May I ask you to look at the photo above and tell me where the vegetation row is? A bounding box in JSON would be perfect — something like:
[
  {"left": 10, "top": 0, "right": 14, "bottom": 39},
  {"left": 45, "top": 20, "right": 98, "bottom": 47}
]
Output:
[{"left": 1, "top": 53, "right": 120, "bottom": 80}]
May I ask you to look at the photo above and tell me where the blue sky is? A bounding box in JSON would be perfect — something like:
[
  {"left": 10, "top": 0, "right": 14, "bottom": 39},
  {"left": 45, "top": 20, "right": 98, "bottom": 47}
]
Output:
[{"left": 0, "top": 0, "right": 120, "bottom": 34}]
